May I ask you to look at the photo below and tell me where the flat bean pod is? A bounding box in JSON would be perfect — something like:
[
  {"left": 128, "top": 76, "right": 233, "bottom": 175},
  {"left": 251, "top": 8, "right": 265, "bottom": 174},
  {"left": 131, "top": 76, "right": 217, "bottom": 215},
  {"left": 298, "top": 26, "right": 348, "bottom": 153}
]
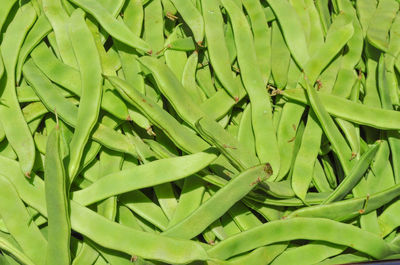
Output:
[
  {"left": 0, "top": 236, "right": 36, "bottom": 265},
  {"left": 200, "top": 0, "right": 243, "bottom": 100},
  {"left": 196, "top": 116, "right": 259, "bottom": 170},
  {"left": 288, "top": 181, "right": 400, "bottom": 221},
  {"left": 265, "top": 0, "right": 309, "bottom": 67},
  {"left": 322, "top": 143, "right": 379, "bottom": 204},
  {"left": 3, "top": 1, "right": 400, "bottom": 263},
  {"left": 23, "top": 60, "right": 137, "bottom": 158},
  {"left": 72, "top": 149, "right": 218, "bottom": 205},
  {"left": 69, "top": 0, "right": 151, "bottom": 53},
  {"left": 208, "top": 217, "right": 398, "bottom": 260},
  {"left": 170, "top": 0, "right": 204, "bottom": 43},
  {"left": 283, "top": 89, "right": 400, "bottom": 130},
  {"left": 270, "top": 241, "right": 345, "bottom": 265},
  {"left": 44, "top": 126, "right": 71, "bottom": 265},
  {"left": 367, "top": 0, "right": 399, "bottom": 51},
  {"left": 67, "top": 9, "right": 103, "bottom": 180},
  {"left": 0, "top": 4, "right": 37, "bottom": 176},
  {"left": 42, "top": 0, "right": 77, "bottom": 67},
  {"left": 0, "top": 175, "right": 47, "bottom": 265},
  {"left": 222, "top": 0, "right": 280, "bottom": 176},
  {"left": 16, "top": 15, "right": 52, "bottom": 83},
  {"left": 0, "top": 0, "right": 17, "bottom": 32},
  {"left": 163, "top": 164, "right": 273, "bottom": 239},
  {"left": 0, "top": 155, "right": 210, "bottom": 264}
]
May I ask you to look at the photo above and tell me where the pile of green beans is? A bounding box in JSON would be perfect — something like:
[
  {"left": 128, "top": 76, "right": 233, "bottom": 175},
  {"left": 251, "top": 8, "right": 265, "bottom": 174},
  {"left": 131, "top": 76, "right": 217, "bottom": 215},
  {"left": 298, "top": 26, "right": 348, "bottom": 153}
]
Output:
[{"left": 1, "top": 0, "right": 400, "bottom": 264}]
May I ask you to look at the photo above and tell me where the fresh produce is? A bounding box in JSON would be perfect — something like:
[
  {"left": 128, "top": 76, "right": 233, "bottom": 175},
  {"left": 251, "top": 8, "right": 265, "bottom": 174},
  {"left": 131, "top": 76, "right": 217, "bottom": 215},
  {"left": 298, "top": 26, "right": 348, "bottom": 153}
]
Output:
[{"left": 0, "top": 0, "right": 400, "bottom": 264}]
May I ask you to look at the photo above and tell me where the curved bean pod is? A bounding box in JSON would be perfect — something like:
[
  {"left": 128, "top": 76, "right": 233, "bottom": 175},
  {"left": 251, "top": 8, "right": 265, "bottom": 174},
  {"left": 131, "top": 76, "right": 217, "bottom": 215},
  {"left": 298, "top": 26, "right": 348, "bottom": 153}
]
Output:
[
  {"left": 16, "top": 14, "right": 52, "bottom": 83},
  {"left": 288, "top": 181, "right": 400, "bottom": 221},
  {"left": 322, "top": 143, "right": 379, "bottom": 204},
  {"left": 271, "top": 21, "right": 290, "bottom": 88},
  {"left": 379, "top": 201, "right": 400, "bottom": 237},
  {"left": 226, "top": 244, "right": 287, "bottom": 265},
  {"left": 0, "top": 0, "right": 17, "bottom": 32},
  {"left": 202, "top": 0, "right": 240, "bottom": 99},
  {"left": 0, "top": 4, "right": 37, "bottom": 176},
  {"left": 23, "top": 59, "right": 77, "bottom": 126},
  {"left": 207, "top": 217, "right": 397, "bottom": 260},
  {"left": 237, "top": 104, "right": 256, "bottom": 158},
  {"left": 70, "top": 200, "right": 209, "bottom": 264},
  {"left": 276, "top": 102, "right": 304, "bottom": 180},
  {"left": 313, "top": 159, "right": 333, "bottom": 193},
  {"left": 182, "top": 52, "right": 205, "bottom": 103},
  {"left": 242, "top": 0, "right": 271, "bottom": 84},
  {"left": 196, "top": 116, "right": 259, "bottom": 171},
  {"left": 304, "top": 76, "right": 354, "bottom": 174},
  {"left": 72, "top": 240, "right": 99, "bottom": 265},
  {"left": 0, "top": 175, "right": 47, "bottom": 265},
  {"left": 42, "top": 0, "right": 77, "bottom": 67},
  {"left": 222, "top": 0, "right": 280, "bottom": 175},
  {"left": 304, "top": 0, "right": 324, "bottom": 53},
  {"left": 31, "top": 43, "right": 129, "bottom": 120},
  {"left": 170, "top": 0, "right": 204, "bottom": 43},
  {"left": 0, "top": 155, "right": 210, "bottom": 264},
  {"left": 356, "top": 0, "right": 377, "bottom": 36},
  {"left": 291, "top": 111, "right": 322, "bottom": 202},
  {"left": 107, "top": 76, "right": 209, "bottom": 154},
  {"left": 138, "top": 56, "right": 205, "bottom": 127},
  {"left": 166, "top": 37, "right": 196, "bottom": 51},
  {"left": 67, "top": 9, "right": 103, "bottom": 181},
  {"left": 120, "top": 190, "right": 169, "bottom": 231},
  {"left": 0, "top": 236, "right": 36, "bottom": 265},
  {"left": 30, "top": 43, "right": 80, "bottom": 94},
  {"left": 72, "top": 149, "right": 218, "bottom": 205},
  {"left": 366, "top": 0, "right": 398, "bottom": 51},
  {"left": 283, "top": 89, "right": 400, "bottom": 130},
  {"left": 167, "top": 176, "right": 205, "bottom": 227},
  {"left": 68, "top": 0, "right": 151, "bottom": 53},
  {"left": 270, "top": 241, "right": 345, "bottom": 265},
  {"left": 23, "top": 56, "right": 136, "bottom": 159},
  {"left": 265, "top": 0, "right": 309, "bottom": 67},
  {"left": 123, "top": 0, "right": 143, "bottom": 36},
  {"left": 163, "top": 164, "right": 273, "bottom": 239}
]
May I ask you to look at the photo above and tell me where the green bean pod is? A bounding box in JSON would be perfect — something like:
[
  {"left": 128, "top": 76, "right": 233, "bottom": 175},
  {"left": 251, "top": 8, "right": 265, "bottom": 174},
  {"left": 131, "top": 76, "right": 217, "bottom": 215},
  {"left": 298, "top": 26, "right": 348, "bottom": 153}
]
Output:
[
  {"left": 222, "top": 0, "right": 280, "bottom": 176},
  {"left": 163, "top": 164, "right": 273, "bottom": 239},
  {"left": 208, "top": 217, "right": 398, "bottom": 260},
  {"left": 69, "top": 0, "right": 151, "bottom": 53},
  {"left": 67, "top": 9, "right": 103, "bottom": 181},
  {"left": 72, "top": 149, "right": 218, "bottom": 205},
  {"left": 44, "top": 126, "right": 71, "bottom": 265},
  {"left": 0, "top": 4, "right": 37, "bottom": 176}
]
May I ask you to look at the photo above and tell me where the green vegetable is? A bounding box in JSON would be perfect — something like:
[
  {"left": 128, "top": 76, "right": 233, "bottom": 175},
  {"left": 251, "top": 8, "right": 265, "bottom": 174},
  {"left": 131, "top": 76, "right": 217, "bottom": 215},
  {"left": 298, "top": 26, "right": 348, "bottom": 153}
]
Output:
[{"left": 1, "top": 0, "right": 400, "bottom": 264}]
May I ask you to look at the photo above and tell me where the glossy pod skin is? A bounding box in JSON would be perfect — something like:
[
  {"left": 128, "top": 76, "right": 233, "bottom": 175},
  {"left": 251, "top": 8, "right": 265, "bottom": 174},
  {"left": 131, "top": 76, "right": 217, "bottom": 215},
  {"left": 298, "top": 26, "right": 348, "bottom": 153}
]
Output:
[
  {"left": 283, "top": 89, "right": 400, "bottom": 130},
  {"left": 72, "top": 149, "right": 218, "bottom": 205},
  {"left": 0, "top": 155, "right": 209, "bottom": 264},
  {"left": 162, "top": 164, "right": 273, "bottom": 239},
  {"left": 2, "top": 0, "right": 400, "bottom": 264},
  {"left": 0, "top": 174, "right": 47, "bottom": 265},
  {"left": 207, "top": 217, "right": 399, "bottom": 260},
  {"left": 222, "top": 0, "right": 280, "bottom": 178},
  {"left": 0, "top": 4, "right": 37, "bottom": 176},
  {"left": 67, "top": 9, "right": 103, "bottom": 181},
  {"left": 44, "top": 125, "right": 71, "bottom": 265}
]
